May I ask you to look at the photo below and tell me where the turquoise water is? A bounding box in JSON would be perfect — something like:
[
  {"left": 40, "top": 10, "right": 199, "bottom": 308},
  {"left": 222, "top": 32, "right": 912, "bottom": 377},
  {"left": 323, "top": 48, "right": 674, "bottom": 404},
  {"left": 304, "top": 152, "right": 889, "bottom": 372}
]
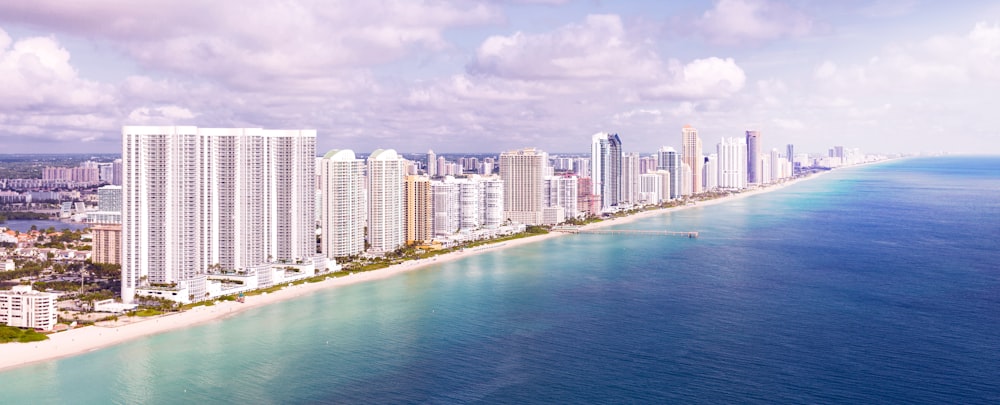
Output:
[{"left": 2, "top": 157, "right": 999, "bottom": 403}]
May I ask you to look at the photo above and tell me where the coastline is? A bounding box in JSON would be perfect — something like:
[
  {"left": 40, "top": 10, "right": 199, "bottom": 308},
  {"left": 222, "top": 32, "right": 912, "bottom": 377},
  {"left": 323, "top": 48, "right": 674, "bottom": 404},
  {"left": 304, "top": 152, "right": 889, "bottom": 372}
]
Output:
[{"left": 0, "top": 170, "right": 828, "bottom": 373}]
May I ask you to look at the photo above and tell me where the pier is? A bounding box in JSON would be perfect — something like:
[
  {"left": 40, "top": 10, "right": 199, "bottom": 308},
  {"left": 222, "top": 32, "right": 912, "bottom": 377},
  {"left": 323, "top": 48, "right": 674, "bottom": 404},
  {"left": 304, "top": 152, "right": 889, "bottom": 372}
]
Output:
[{"left": 551, "top": 226, "right": 699, "bottom": 239}]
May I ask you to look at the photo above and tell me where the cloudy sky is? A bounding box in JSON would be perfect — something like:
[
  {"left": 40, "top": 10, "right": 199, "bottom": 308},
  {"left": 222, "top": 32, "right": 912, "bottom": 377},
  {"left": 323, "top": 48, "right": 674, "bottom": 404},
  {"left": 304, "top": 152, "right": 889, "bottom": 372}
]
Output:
[{"left": 1, "top": 0, "right": 998, "bottom": 155}]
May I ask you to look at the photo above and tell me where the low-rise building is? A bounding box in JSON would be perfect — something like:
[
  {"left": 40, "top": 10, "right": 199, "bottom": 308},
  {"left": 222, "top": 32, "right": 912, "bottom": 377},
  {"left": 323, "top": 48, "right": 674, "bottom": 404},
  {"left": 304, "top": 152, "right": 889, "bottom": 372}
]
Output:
[{"left": 0, "top": 286, "right": 58, "bottom": 331}]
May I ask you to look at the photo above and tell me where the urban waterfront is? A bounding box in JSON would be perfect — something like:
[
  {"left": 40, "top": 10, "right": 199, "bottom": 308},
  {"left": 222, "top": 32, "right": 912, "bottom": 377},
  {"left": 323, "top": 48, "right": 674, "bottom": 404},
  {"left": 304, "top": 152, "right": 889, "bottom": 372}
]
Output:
[
  {"left": 2, "top": 156, "right": 998, "bottom": 403},
  {"left": 0, "top": 219, "right": 90, "bottom": 233}
]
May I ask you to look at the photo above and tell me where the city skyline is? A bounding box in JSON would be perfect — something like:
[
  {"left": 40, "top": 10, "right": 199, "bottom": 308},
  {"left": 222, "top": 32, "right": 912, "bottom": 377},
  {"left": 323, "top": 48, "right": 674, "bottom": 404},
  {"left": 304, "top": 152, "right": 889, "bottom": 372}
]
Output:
[{"left": 1, "top": 1, "right": 999, "bottom": 155}]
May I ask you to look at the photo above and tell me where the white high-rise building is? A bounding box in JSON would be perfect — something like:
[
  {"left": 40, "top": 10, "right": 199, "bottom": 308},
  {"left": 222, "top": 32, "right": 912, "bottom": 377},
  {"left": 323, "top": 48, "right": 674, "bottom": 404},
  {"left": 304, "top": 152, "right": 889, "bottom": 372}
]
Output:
[
  {"left": 122, "top": 126, "right": 317, "bottom": 303},
  {"left": 681, "top": 163, "right": 693, "bottom": 196},
  {"left": 718, "top": 137, "right": 748, "bottom": 190},
  {"left": 621, "top": 152, "right": 640, "bottom": 205},
  {"left": 431, "top": 179, "right": 459, "bottom": 237},
  {"left": 638, "top": 173, "right": 663, "bottom": 204},
  {"left": 480, "top": 177, "right": 504, "bottom": 228},
  {"left": 590, "top": 132, "right": 623, "bottom": 211},
  {"left": 654, "top": 170, "right": 672, "bottom": 202},
  {"left": 657, "top": 146, "right": 682, "bottom": 199},
  {"left": 703, "top": 154, "right": 718, "bottom": 191},
  {"left": 426, "top": 150, "right": 436, "bottom": 177},
  {"left": 367, "top": 149, "right": 406, "bottom": 254},
  {"left": 320, "top": 149, "right": 366, "bottom": 259},
  {"left": 544, "top": 175, "right": 579, "bottom": 220},
  {"left": 500, "top": 148, "right": 547, "bottom": 225},
  {"left": 457, "top": 178, "right": 482, "bottom": 231}
]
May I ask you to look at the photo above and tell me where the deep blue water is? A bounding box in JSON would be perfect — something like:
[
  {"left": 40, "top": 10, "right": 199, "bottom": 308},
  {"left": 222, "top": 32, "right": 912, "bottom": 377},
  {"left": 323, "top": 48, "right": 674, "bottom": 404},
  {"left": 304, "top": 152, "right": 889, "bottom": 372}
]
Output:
[{"left": 2, "top": 156, "right": 999, "bottom": 403}]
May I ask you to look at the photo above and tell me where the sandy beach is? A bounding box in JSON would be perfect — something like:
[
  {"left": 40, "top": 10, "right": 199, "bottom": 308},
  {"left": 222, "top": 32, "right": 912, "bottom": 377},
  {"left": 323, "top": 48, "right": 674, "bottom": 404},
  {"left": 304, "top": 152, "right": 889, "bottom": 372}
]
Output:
[{"left": 0, "top": 171, "right": 827, "bottom": 373}]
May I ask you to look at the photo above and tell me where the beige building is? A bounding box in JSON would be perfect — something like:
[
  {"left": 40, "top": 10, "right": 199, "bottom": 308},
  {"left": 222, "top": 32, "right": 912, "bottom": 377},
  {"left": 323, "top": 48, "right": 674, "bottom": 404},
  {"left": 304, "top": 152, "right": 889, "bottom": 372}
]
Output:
[
  {"left": 0, "top": 286, "right": 58, "bottom": 331},
  {"left": 92, "top": 223, "right": 122, "bottom": 265},
  {"left": 681, "top": 125, "right": 703, "bottom": 194},
  {"left": 405, "top": 175, "right": 433, "bottom": 245},
  {"left": 499, "top": 148, "right": 547, "bottom": 226}
]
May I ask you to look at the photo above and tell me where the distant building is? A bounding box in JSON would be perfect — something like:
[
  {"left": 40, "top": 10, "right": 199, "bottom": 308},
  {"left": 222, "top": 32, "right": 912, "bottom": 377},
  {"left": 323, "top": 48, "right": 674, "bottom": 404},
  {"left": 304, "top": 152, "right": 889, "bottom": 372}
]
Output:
[
  {"left": 746, "top": 130, "right": 762, "bottom": 184},
  {"left": 657, "top": 146, "right": 682, "bottom": 199},
  {"left": 621, "top": 152, "right": 640, "bottom": 205},
  {"left": 92, "top": 223, "right": 121, "bottom": 265},
  {"left": 681, "top": 125, "right": 703, "bottom": 194},
  {"left": 89, "top": 185, "right": 122, "bottom": 224},
  {"left": 544, "top": 175, "right": 579, "bottom": 220},
  {"left": 0, "top": 286, "right": 57, "bottom": 331},
  {"left": 703, "top": 154, "right": 718, "bottom": 191},
  {"left": 426, "top": 150, "right": 436, "bottom": 177},
  {"left": 406, "top": 175, "right": 434, "bottom": 244},
  {"left": 590, "top": 132, "right": 623, "bottom": 211},
  {"left": 500, "top": 148, "right": 547, "bottom": 225},
  {"left": 718, "top": 137, "right": 748, "bottom": 190}
]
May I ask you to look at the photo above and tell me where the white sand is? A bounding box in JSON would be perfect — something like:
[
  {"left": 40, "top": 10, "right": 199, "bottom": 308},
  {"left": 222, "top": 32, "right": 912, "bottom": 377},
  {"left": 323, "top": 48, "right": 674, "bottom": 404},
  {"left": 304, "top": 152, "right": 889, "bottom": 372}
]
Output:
[{"left": 0, "top": 171, "right": 826, "bottom": 372}]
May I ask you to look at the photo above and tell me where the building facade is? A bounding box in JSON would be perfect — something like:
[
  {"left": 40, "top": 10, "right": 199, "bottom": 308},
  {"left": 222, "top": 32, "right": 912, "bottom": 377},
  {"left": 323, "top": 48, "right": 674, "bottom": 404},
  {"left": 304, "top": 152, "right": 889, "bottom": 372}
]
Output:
[
  {"left": 367, "top": 149, "right": 406, "bottom": 254},
  {"left": 746, "top": 130, "right": 762, "bottom": 184},
  {"left": 121, "top": 126, "right": 318, "bottom": 303},
  {"left": 590, "top": 132, "right": 623, "bottom": 211},
  {"left": 0, "top": 286, "right": 57, "bottom": 330},
  {"left": 499, "top": 148, "right": 547, "bottom": 225},
  {"left": 681, "top": 125, "right": 703, "bottom": 194},
  {"left": 320, "top": 149, "right": 366, "bottom": 258}
]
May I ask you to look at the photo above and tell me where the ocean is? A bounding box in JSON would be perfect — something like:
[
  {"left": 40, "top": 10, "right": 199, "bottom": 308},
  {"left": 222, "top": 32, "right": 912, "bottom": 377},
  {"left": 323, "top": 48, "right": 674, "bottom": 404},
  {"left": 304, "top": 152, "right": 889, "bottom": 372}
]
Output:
[{"left": 2, "top": 156, "right": 998, "bottom": 403}]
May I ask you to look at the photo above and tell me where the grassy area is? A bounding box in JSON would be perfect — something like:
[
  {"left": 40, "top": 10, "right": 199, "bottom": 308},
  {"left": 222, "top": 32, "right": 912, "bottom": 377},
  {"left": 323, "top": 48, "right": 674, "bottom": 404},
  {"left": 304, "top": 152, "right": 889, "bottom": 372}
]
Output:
[
  {"left": 130, "top": 309, "right": 163, "bottom": 317},
  {"left": 0, "top": 325, "right": 49, "bottom": 343}
]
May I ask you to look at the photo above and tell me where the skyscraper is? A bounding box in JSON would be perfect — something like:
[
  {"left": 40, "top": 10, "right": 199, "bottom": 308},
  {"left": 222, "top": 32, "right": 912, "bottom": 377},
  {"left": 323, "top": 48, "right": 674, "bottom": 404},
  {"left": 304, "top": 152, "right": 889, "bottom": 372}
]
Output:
[
  {"left": 426, "top": 149, "right": 436, "bottom": 177},
  {"left": 590, "top": 132, "right": 623, "bottom": 211},
  {"left": 718, "top": 137, "right": 748, "bottom": 190},
  {"left": 621, "top": 152, "right": 640, "bottom": 205},
  {"left": 499, "top": 148, "right": 547, "bottom": 225},
  {"left": 681, "top": 125, "right": 703, "bottom": 194},
  {"left": 746, "top": 130, "right": 761, "bottom": 184},
  {"left": 367, "top": 149, "right": 406, "bottom": 254},
  {"left": 656, "top": 146, "right": 682, "bottom": 199},
  {"left": 405, "top": 175, "right": 433, "bottom": 244},
  {"left": 320, "top": 149, "right": 366, "bottom": 258},
  {"left": 121, "top": 126, "right": 317, "bottom": 303}
]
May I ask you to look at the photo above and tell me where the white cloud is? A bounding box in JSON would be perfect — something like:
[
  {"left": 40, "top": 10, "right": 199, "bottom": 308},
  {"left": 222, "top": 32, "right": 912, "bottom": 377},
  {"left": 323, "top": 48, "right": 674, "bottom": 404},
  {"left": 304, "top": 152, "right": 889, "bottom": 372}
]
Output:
[
  {"left": 695, "top": 0, "right": 815, "bottom": 45},
  {"left": 641, "top": 57, "right": 746, "bottom": 100},
  {"left": 0, "top": 0, "right": 502, "bottom": 90},
  {"left": 0, "top": 28, "right": 113, "bottom": 111},
  {"left": 127, "top": 106, "right": 197, "bottom": 123}
]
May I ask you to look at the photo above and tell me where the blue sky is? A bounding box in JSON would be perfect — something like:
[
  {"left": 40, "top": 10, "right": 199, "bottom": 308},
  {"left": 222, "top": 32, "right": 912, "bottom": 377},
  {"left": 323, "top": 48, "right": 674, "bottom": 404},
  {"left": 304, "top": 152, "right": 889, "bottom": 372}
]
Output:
[{"left": 1, "top": 0, "right": 998, "bottom": 155}]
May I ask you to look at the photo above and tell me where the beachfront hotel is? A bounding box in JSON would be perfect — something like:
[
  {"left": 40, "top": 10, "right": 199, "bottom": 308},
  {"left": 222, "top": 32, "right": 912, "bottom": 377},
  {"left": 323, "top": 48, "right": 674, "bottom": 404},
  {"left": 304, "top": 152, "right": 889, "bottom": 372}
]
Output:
[
  {"left": 718, "top": 137, "right": 748, "bottom": 190},
  {"left": 500, "top": 148, "right": 548, "bottom": 226},
  {"left": 121, "top": 126, "right": 323, "bottom": 303},
  {"left": 320, "top": 150, "right": 366, "bottom": 259},
  {"left": 0, "top": 286, "right": 57, "bottom": 331},
  {"left": 590, "top": 132, "right": 623, "bottom": 212},
  {"left": 367, "top": 149, "right": 407, "bottom": 254},
  {"left": 681, "top": 125, "right": 703, "bottom": 194}
]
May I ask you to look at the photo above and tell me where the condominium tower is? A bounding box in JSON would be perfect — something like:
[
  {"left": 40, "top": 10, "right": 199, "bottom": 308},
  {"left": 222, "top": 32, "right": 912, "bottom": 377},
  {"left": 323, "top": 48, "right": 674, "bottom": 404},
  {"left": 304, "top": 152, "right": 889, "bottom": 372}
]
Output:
[
  {"left": 367, "top": 149, "right": 407, "bottom": 254},
  {"left": 121, "top": 126, "right": 317, "bottom": 303},
  {"left": 500, "top": 148, "right": 547, "bottom": 225},
  {"left": 320, "top": 149, "right": 366, "bottom": 258},
  {"left": 591, "top": 132, "right": 623, "bottom": 211},
  {"left": 746, "top": 130, "right": 761, "bottom": 184}
]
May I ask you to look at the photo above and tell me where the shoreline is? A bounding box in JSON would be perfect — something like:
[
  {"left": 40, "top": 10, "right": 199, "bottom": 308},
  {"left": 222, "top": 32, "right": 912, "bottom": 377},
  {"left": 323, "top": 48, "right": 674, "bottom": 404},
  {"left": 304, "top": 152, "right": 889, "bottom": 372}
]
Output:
[{"left": 0, "top": 169, "right": 831, "bottom": 373}]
